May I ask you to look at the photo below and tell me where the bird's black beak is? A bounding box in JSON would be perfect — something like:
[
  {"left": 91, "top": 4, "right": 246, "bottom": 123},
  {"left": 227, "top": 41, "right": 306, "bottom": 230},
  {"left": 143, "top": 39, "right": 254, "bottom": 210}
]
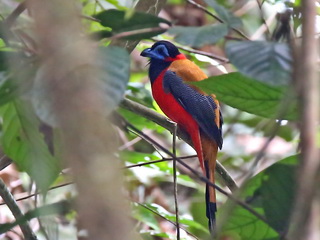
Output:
[{"left": 140, "top": 48, "right": 152, "bottom": 57}]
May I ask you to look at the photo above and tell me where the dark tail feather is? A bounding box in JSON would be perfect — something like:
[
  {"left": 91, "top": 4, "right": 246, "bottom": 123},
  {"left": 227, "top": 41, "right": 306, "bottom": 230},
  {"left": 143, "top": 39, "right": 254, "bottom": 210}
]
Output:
[{"left": 205, "top": 160, "right": 217, "bottom": 234}]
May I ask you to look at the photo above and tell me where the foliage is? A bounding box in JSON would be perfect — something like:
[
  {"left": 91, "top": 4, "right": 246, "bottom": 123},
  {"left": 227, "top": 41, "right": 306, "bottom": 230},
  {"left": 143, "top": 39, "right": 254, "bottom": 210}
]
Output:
[
  {"left": 0, "top": 0, "right": 317, "bottom": 239},
  {"left": 190, "top": 72, "right": 297, "bottom": 120}
]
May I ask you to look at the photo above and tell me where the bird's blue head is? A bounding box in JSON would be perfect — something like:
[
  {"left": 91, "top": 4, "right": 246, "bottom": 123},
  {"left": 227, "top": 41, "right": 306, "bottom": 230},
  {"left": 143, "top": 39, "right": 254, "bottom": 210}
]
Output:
[{"left": 141, "top": 41, "right": 185, "bottom": 62}]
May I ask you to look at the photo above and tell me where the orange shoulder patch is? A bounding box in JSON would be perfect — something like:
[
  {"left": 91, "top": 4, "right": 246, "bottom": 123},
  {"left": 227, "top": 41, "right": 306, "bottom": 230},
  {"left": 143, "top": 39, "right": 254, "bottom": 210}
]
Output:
[{"left": 168, "top": 59, "right": 207, "bottom": 82}]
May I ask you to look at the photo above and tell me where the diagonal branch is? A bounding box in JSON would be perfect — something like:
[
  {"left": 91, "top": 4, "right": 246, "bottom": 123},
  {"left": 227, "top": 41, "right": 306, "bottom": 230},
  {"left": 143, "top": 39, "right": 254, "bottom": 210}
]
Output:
[
  {"left": 0, "top": 178, "right": 37, "bottom": 240},
  {"left": 186, "top": 0, "right": 250, "bottom": 40}
]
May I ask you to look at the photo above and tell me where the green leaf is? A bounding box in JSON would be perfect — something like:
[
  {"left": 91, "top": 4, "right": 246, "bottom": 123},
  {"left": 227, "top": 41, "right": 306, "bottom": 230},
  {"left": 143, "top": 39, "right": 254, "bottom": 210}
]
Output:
[
  {"left": 190, "top": 72, "right": 298, "bottom": 120},
  {"left": 118, "top": 108, "right": 164, "bottom": 132},
  {"left": 132, "top": 203, "right": 161, "bottom": 231},
  {"left": 127, "top": 82, "right": 154, "bottom": 108},
  {"left": 204, "top": 0, "right": 242, "bottom": 28},
  {"left": 94, "top": 9, "right": 171, "bottom": 40},
  {"left": 0, "top": 101, "right": 60, "bottom": 191},
  {"left": 140, "top": 203, "right": 208, "bottom": 232},
  {"left": 169, "top": 24, "right": 229, "bottom": 47},
  {"left": 190, "top": 193, "right": 210, "bottom": 238},
  {"left": 98, "top": 46, "right": 130, "bottom": 111},
  {"left": 32, "top": 46, "right": 130, "bottom": 126},
  {"left": 0, "top": 73, "right": 18, "bottom": 106},
  {"left": 220, "top": 205, "right": 278, "bottom": 240},
  {"left": 226, "top": 41, "right": 292, "bottom": 86},
  {"left": 220, "top": 155, "right": 298, "bottom": 239},
  {"left": 260, "top": 164, "right": 296, "bottom": 232}
]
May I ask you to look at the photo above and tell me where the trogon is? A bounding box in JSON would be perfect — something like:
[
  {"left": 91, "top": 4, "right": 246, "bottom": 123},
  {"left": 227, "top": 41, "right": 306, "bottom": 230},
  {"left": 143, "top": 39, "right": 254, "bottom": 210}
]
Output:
[{"left": 141, "top": 41, "right": 223, "bottom": 233}]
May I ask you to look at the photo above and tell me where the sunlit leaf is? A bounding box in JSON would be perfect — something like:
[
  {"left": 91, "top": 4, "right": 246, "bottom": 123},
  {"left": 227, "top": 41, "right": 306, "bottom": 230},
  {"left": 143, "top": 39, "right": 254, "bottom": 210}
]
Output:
[
  {"left": 190, "top": 72, "right": 298, "bottom": 120},
  {"left": 226, "top": 41, "right": 292, "bottom": 86}
]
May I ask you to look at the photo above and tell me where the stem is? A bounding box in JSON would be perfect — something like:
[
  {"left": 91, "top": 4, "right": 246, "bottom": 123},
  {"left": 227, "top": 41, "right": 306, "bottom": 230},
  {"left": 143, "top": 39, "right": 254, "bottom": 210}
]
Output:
[
  {"left": 172, "top": 122, "right": 180, "bottom": 240},
  {"left": 288, "top": 0, "right": 320, "bottom": 239},
  {"left": 0, "top": 178, "right": 37, "bottom": 240}
]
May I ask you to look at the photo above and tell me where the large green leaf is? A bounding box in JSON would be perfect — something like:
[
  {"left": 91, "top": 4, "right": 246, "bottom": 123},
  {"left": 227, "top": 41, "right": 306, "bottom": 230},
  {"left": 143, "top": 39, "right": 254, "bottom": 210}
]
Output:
[
  {"left": 219, "top": 155, "right": 297, "bottom": 239},
  {"left": 0, "top": 101, "right": 60, "bottom": 191},
  {"left": 169, "top": 24, "right": 229, "bottom": 47},
  {"left": 190, "top": 72, "right": 298, "bottom": 120},
  {"left": 94, "top": 9, "right": 171, "bottom": 40},
  {"left": 226, "top": 41, "right": 292, "bottom": 86},
  {"left": 260, "top": 164, "right": 296, "bottom": 232},
  {"left": 32, "top": 46, "right": 130, "bottom": 126}
]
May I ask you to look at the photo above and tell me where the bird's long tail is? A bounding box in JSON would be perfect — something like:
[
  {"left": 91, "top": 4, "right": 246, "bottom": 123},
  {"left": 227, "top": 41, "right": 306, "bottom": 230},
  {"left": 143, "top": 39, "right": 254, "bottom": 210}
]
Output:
[{"left": 202, "top": 137, "right": 218, "bottom": 234}]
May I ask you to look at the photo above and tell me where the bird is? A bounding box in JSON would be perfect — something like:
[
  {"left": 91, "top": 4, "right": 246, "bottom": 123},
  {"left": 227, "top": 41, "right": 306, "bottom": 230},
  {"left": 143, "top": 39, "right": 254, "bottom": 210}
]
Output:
[{"left": 141, "top": 41, "right": 223, "bottom": 233}]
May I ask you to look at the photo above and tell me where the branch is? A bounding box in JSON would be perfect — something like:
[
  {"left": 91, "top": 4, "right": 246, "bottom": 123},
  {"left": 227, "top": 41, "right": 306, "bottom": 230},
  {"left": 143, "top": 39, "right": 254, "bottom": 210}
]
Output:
[
  {"left": 3, "top": 1, "right": 26, "bottom": 28},
  {"left": 176, "top": 45, "right": 229, "bottom": 63},
  {"left": 120, "top": 98, "right": 238, "bottom": 192},
  {"left": 0, "top": 178, "right": 37, "bottom": 239},
  {"left": 110, "top": 27, "right": 169, "bottom": 41},
  {"left": 288, "top": 0, "right": 320, "bottom": 239}
]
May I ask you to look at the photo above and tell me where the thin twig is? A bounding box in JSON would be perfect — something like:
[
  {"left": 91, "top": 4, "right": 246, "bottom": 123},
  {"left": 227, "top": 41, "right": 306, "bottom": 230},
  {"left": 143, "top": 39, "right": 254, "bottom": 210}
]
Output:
[
  {"left": 255, "top": 0, "right": 271, "bottom": 37},
  {"left": 0, "top": 177, "right": 37, "bottom": 240},
  {"left": 125, "top": 155, "right": 196, "bottom": 169},
  {"left": 176, "top": 45, "right": 229, "bottom": 63},
  {"left": 0, "top": 182, "right": 74, "bottom": 206},
  {"left": 172, "top": 122, "right": 180, "bottom": 240},
  {"left": 120, "top": 98, "right": 238, "bottom": 192},
  {"left": 110, "top": 27, "right": 169, "bottom": 40},
  {"left": 187, "top": 0, "right": 250, "bottom": 40}
]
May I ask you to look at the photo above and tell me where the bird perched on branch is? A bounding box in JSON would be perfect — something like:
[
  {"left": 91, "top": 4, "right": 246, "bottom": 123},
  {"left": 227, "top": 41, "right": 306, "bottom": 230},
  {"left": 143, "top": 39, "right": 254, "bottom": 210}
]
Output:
[{"left": 141, "top": 41, "right": 223, "bottom": 233}]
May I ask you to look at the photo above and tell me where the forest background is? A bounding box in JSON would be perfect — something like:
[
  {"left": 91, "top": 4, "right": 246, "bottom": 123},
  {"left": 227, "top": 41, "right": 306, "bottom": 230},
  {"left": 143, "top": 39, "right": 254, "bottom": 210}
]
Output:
[{"left": 0, "top": 0, "right": 319, "bottom": 239}]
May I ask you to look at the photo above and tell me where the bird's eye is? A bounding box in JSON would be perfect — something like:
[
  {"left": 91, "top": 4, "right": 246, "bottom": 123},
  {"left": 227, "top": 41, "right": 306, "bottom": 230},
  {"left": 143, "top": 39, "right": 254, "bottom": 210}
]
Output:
[
  {"left": 156, "top": 45, "right": 169, "bottom": 57},
  {"left": 157, "top": 47, "right": 165, "bottom": 55}
]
